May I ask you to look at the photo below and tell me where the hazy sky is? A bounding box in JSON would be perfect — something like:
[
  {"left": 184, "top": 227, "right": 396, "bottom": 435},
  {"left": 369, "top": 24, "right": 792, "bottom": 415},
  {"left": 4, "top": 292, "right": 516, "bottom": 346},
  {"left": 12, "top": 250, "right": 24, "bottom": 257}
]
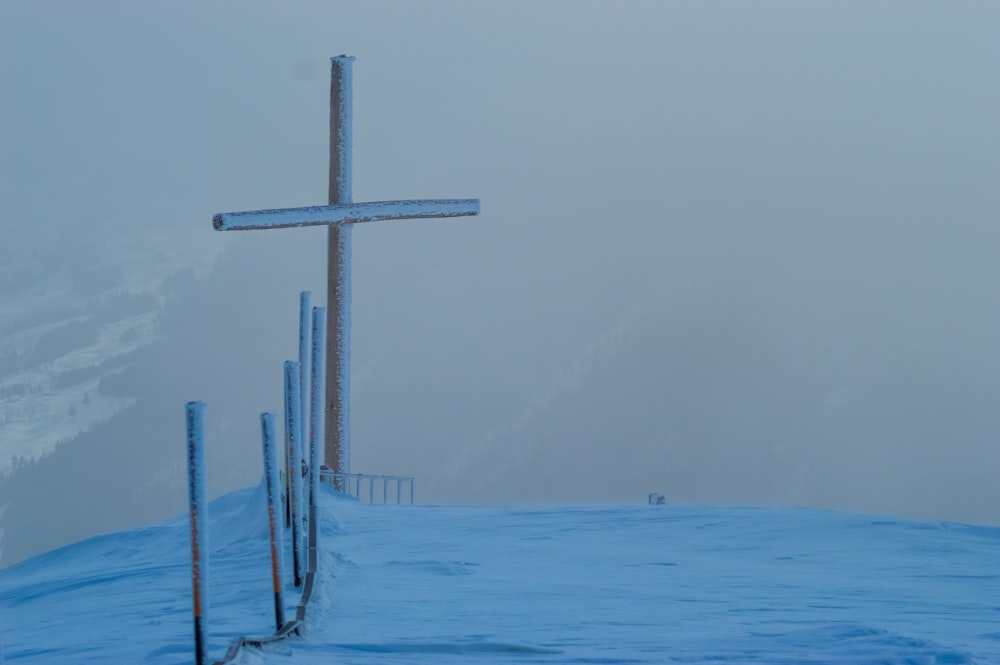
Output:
[{"left": 3, "top": 1, "right": 1000, "bottom": 534}]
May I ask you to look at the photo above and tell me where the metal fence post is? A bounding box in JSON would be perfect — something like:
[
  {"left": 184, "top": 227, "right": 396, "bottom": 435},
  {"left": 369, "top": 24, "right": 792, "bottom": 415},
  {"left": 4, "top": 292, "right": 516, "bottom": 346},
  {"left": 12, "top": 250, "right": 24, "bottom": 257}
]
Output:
[
  {"left": 309, "top": 306, "right": 327, "bottom": 560},
  {"left": 185, "top": 401, "right": 208, "bottom": 665},
  {"left": 298, "top": 291, "right": 311, "bottom": 467},
  {"left": 260, "top": 413, "right": 286, "bottom": 630},
  {"left": 283, "top": 361, "right": 304, "bottom": 587}
]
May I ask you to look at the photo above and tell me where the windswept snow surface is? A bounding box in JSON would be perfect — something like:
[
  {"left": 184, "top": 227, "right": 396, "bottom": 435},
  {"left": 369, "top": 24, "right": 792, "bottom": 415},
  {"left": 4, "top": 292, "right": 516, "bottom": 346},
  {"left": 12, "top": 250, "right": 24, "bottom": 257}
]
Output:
[{"left": 2, "top": 484, "right": 1000, "bottom": 664}]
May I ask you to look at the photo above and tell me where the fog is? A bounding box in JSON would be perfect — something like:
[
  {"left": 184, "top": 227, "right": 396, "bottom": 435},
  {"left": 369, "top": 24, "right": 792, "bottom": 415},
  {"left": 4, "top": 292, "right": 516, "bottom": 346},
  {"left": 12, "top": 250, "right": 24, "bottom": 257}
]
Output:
[{"left": 2, "top": 2, "right": 1000, "bottom": 562}]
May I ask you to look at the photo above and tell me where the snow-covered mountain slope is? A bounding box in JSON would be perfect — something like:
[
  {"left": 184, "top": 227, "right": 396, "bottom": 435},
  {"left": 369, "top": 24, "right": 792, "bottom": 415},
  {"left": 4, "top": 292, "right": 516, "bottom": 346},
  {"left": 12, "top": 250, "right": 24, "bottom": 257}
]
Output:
[
  {"left": 0, "top": 225, "right": 220, "bottom": 474},
  {"left": 2, "top": 483, "right": 999, "bottom": 664},
  {"left": 0, "top": 230, "right": 321, "bottom": 566}
]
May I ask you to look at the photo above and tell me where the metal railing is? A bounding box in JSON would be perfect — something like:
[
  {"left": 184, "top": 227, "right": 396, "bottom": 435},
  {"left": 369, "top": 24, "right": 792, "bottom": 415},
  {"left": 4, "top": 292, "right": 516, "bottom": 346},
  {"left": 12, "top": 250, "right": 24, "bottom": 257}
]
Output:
[{"left": 320, "top": 470, "right": 415, "bottom": 505}]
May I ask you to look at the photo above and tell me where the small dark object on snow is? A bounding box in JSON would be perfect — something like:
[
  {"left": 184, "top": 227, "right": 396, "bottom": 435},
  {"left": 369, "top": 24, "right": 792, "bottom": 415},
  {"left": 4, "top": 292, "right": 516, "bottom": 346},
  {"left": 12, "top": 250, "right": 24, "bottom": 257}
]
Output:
[{"left": 648, "top": 493, "right": 667, "bottom": 506}]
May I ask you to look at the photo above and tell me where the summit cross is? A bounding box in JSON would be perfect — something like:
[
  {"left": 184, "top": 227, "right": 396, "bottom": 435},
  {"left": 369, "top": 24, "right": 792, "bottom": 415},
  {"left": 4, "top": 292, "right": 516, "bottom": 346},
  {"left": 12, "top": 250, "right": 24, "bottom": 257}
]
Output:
[{"left": 213, "top": 55, "right": 479, "bottom": 478}]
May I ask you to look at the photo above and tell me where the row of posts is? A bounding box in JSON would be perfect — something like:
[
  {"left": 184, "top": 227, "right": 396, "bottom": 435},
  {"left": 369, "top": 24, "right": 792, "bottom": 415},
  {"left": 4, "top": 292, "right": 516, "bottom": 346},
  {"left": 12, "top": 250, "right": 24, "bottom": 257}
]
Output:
[{"left": 185, "top": 291, "right": 326, "bottom": 665}]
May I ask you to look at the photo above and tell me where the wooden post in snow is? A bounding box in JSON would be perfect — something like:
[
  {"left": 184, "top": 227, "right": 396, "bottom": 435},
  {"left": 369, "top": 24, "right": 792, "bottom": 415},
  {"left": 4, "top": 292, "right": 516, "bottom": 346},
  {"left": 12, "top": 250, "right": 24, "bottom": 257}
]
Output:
[
  {"left": 185, "top": 401, "right": 208, "bottom": 665},
  {"left": 283, "top": 360, "right": 304, "bottom": 586},
  {"left": 260, "top": 412, "right": 286, "bottom": 630},
  {"left": 308, "top": 306, "right": 327, "bottom": 553}
]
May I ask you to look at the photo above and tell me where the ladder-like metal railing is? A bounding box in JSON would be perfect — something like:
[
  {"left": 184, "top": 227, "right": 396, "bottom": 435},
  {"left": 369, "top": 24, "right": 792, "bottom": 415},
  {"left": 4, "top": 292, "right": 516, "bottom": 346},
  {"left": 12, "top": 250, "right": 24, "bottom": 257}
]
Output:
[{"left": 320, "top": 470, "right": 415, "bottom": 505}]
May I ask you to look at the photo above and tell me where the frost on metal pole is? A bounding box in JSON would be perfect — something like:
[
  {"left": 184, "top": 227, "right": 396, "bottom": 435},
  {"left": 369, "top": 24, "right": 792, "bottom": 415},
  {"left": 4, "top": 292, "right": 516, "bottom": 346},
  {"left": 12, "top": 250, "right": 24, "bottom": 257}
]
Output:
[
  {"left": 298, "top": 291, "right": 311, "bottom": 448},
  {"left": 283, "top": 294, "right": 309, "bottom": 531},
  {"left": 309, "top": 306, "right": 327, "bottom": 557},
  {"left": 283, "top": 360, "right": 304, "bottom": 587},
  {"left": 260, "top": 413, "right": 286, "bottom": 631},
  {"left": 185, "top": 401, "right": 208, "bottom": 665}
]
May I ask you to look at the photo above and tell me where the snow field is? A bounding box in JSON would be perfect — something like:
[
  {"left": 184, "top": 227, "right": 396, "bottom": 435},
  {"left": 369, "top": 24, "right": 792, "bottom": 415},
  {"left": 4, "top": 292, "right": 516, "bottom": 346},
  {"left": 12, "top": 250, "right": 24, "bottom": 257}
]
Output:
[{"left": 1, "top": 483, "right": 999, "bottom": 664}]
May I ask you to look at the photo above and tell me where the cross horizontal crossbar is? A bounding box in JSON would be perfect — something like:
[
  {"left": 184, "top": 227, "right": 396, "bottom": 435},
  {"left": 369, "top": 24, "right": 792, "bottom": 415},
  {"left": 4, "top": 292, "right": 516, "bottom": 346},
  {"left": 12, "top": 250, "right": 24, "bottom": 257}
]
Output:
[{"left": 213, "top": 199, "right": 480, "bottom": 231}]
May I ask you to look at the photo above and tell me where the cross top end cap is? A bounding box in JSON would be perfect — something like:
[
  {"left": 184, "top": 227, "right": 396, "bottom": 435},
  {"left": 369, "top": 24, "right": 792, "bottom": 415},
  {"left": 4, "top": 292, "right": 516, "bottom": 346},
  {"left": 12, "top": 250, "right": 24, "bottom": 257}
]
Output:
[{"left": 331, "top": 55, "right": 356, "bottom": 63}]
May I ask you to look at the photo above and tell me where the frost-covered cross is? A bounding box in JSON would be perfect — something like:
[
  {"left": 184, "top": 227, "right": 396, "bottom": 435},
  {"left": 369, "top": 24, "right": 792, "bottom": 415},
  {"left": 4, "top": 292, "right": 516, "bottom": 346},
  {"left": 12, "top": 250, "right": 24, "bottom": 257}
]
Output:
[{"left": 213, "top": 55, "right": 479, "bottom": 477}]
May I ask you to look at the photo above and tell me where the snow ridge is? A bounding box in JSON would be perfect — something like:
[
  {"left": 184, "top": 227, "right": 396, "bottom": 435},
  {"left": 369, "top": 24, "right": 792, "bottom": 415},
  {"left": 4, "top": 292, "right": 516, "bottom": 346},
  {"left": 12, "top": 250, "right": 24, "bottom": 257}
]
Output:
[{"left": 2, "top": 488, "right": 1000, "bottom": 664}]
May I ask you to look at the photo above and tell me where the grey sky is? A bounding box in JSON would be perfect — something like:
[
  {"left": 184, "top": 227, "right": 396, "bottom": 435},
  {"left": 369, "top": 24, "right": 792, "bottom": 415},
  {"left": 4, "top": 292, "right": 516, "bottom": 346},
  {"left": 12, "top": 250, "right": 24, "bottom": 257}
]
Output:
[{"left": 2, "top": 1, "right": 1000, "bottom": 543}]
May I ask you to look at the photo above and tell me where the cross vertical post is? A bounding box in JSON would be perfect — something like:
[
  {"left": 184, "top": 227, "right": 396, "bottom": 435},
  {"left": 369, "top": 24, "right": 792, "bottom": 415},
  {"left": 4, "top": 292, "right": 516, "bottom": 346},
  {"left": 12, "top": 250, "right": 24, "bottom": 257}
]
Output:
[{"left": 327, "top": 56, "right": 353, "bottom": 482}]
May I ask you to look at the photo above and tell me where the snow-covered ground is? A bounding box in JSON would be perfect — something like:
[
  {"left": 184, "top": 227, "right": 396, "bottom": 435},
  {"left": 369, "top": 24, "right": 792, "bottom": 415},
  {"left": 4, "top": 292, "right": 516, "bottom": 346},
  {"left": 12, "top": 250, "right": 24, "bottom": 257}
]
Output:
[{"left": 2, "top": 483, "right": 999, "bottom": 664}]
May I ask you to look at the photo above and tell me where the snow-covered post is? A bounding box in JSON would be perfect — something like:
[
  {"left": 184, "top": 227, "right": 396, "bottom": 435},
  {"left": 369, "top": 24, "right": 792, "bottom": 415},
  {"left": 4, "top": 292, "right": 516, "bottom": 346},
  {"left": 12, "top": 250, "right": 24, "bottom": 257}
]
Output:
[
  {"left": 289, "top": 291, "right": 310, "bottom": 531},
  {"left": 185, "top": 401, "right": 208, "bottom": 665},
  {"left": 283, "top": 360, "right": 304, "bottom": 586},
  {"left": 298, "top": 291, "right": 311, "bottom": 457},
  {"left": 327, "top": 55, "right": 353, "bottom": 487},
  {"left": 309, "top": 306, "right": 327, "bottom": 554},
  {"left": 284, "top": 294, "right": 310, "bottom": 530},
  {"left": 259, "top": 413, "right": 286, "bottom": 630}
]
